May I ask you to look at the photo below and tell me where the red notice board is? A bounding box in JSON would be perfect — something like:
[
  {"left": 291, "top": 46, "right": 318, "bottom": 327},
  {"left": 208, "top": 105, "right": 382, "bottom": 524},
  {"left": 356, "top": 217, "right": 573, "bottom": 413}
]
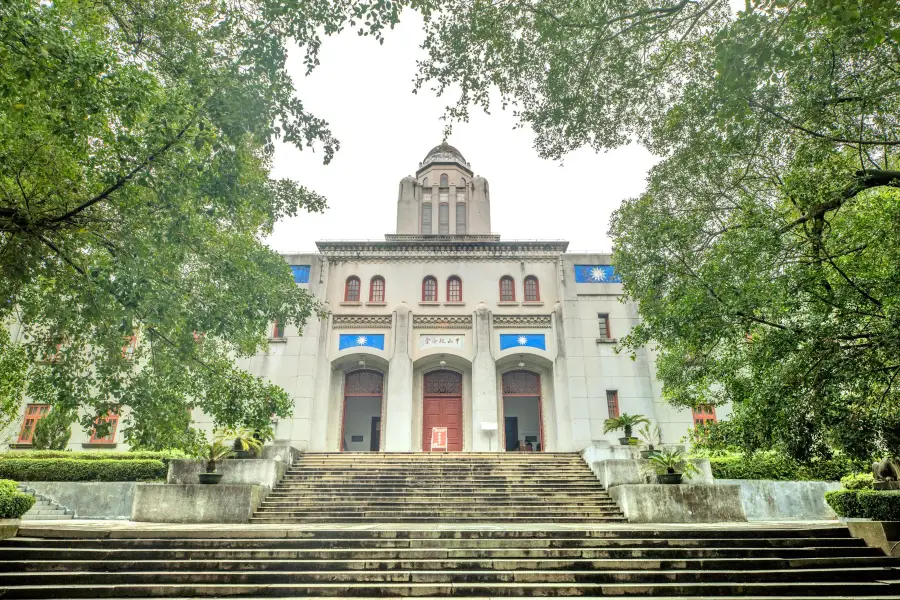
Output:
[{"left": 430, "top": 427, "right": 448, "bottom": 451}]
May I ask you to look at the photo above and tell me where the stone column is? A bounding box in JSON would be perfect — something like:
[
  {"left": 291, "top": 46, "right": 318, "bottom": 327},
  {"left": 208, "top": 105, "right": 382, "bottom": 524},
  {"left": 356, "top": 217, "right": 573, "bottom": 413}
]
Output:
[
  {"left": 552, "top": 303, "right": 574, "bottom": 451},
  {"left": 448, "top": 183, "right": 457, "bottom": 234},
  {"left": 471, "top": 303, "right": 499, "bottom": 451},
  {"left": 384, "top": 303, "right": 414, "bottom": 451},
  {"left": 430, "top": 183, "right": 439, "bottom": 235},
  {"left": 308, "top": 310, "right": 333, "bottom": 451}
]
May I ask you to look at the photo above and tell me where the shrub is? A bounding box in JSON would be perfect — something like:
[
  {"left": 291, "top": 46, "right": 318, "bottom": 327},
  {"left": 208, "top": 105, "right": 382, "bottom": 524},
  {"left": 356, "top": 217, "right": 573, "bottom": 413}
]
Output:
[
  {"left": 825, "top": 490, "right": 900, "bottom": 521},
  {"left": 704, "top": 451, "right": 865, "bottom": 481},
  {"left": 0, "top": 459, "right": 166, "bottom": 482},
  {"left": 0, "top": 479, "right": 36, "bottom": 519},
  {"left": 0, "top": 450, "right": 186, "bottom": 465},
  {"left": 841, "top": 472, "right": 875, "bottom": 490}
]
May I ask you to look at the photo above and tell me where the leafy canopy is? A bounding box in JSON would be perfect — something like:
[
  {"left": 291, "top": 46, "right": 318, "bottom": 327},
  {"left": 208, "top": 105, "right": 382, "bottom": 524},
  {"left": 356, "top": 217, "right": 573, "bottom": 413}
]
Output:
[{"left": 0, "top": 0, "right": 403, "bottom": 449}]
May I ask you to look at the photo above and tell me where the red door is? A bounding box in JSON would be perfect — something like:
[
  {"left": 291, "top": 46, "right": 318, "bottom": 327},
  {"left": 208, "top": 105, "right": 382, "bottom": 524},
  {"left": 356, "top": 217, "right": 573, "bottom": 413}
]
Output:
[{"left": 422, "top": 371, "right": 463, "bottom": 451}]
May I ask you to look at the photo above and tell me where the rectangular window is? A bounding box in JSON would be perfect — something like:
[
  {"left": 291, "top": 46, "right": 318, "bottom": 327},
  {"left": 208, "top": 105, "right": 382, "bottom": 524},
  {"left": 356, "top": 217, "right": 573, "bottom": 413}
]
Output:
[
  {"left": 421, "top": 203, "right": 432, "bottom": 234},
  {"left": 439, "top": 203, "right": 449, "bottom": 235},
  {"left": 456, "top": 203, "right": 466, "bottom": 234},
  {"left": 122, "top": 333, "right": 138, "bottom": 360},
  {"left": 272, "top": 321, "right": 285, "bottom": 339},
  {"left": 692, "top": 404, "right": 717, "bottom": 426},
  {"left": 90, "top": 412, "right": 120, "bottom": 444},
  {"left": 606, "top": 391, "right": 619, "bottom": 419},
  {"left": 18, "top": 404, "right": 50, "bottom": 444},
  {"left": 598, "top": 314, "right": 611, "bottom": 339}
]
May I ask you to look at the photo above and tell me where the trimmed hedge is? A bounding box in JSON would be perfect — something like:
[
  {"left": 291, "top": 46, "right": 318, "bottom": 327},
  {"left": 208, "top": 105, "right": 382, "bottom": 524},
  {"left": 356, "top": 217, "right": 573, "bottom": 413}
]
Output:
[
  {"left": 841, "top": 472, "right": 876, "bottom": 490},
  {"left": 0, "top": 479, "right": 36, "bottom": 519},
  {"left": 825, "top": 490, "right": 900, "bottom": 521},
  {"left": 0, "top": 459, "right": 166, "bottom": 482},
  {"left": 0, "top": 450, "right": 186, "bottom": 463},
  {"left": 705, "top": 451, "right": 865, "bottom": 481}
]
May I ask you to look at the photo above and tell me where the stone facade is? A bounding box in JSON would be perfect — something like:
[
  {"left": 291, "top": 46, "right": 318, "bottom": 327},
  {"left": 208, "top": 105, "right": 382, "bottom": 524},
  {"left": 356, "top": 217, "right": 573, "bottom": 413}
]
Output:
[{"left": 3, "top": 143, "right": 728, "bottom": 452}]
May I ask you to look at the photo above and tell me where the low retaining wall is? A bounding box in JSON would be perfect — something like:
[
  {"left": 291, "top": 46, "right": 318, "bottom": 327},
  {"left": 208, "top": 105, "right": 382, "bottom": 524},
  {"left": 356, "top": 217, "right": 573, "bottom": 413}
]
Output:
[
  {"left": 848, "top": 521, "right": 900, "bottom": 557},
  {"left": 717, "top": 479, "right": 840, "bottom": 521},
  {"left": 610, "top": 484, "right": 747, "bottom": 523},
  {"left": 167, "top": 459, "right": 285, "bottom": 494},
  {"left": 588, "top": 458, "right": 714, "bottom": 488},
  {"left": 24, "top": 482, "right": 136, "bottom": 519},
  {"left": 132, "top": 484, "right": 263, "bottom": 523}
]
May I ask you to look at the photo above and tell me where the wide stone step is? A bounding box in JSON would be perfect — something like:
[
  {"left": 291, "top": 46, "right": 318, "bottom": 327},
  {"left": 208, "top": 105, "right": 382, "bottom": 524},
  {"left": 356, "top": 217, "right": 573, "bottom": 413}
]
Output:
[
  {"left": 249, "top": 516, "right": 629, "bottom": 524},
  {"left": 256, "top": 501, "right": 622, "bottom": 509}
]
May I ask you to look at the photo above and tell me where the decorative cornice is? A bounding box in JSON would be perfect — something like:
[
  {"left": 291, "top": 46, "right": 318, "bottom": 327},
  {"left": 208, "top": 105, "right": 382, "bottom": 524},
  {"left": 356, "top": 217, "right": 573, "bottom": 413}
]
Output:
[
  {"left": 493, "top": 315, "right": 553, "bottom": 329},
  {"left": 332, "top": 315, "right": 392, "bottom": 329},
  {"left": 316, "top": 239, "right": 569, "bottom": 263},
  {"left": 413, "top": 315, "right": 473, "bottom": 329},
  {"left": 385, "top": 234, "right": 501, "bottom": 242}
]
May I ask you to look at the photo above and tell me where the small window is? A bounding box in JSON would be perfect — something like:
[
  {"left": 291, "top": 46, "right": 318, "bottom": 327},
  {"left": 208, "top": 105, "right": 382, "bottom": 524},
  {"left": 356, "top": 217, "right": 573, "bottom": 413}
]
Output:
[
  {"left": 456, "top": 203, "right": 466, "bottom": 234},
  {"left": 439, "top": 203, "right": 449, "bottom": 235},
  {"left": 421, "top": 202, "right": 432, "bottom": 234},
  {"left": 524, "top": 276, "right": 540, "bottom": 302},
  {"left": 18, "top": 404, "right": 50, "bottom": 444},
  {"left": 440, "top": 173, "right": 448, "bottom": 186},
  {"left": 499, "top": 276, "right": 515, "bottom": 302},
  {"left": 272, "top": 321, "right": 285, "bottom": 339},
  {"left": 447, "top": 276, "right": 462, "bottom": 302},
  {"left": 693, "top": 404, "right": 717, "bottom": 426},
  {"left": 369, "top": 276, "right": 385, "bottom": 302},
  {"left": 122, "top": 332, "right": 138, "bottom": 360},
  {"left": 422, "top": 276, "right": 438, "bottom": 302},
  {"left": 422, "top": 177, "right": 428, "bottom": 187},
  {"left": 90, "top": 411, "right": 120, "bottom": 444},
  {"left": 598, "top": 313, "right": 611, "bottom": 339},
  {"left": 345, "top": 276, "right": 361, "bottom": 302},
  {"left": 606, "top": 391, "right": 620, "bottom": 419}
]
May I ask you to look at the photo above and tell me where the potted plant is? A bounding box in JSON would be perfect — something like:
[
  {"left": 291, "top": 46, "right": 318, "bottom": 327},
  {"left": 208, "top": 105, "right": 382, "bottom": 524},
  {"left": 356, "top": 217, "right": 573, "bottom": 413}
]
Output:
[
  {"left": 638, "top": 423, "right": 661, "bottom": 459},
  {"left": 649, "top": 447, "right": 700, "bottom": 484},
  {"left": 197, "top": 439, "right": 234, "bottom": 484},
  {"left": 603, "top": 413, "right": 650, "bottom": 446},
  {"left": 227, "top": 427, "right": 264, "bottom": 459}
]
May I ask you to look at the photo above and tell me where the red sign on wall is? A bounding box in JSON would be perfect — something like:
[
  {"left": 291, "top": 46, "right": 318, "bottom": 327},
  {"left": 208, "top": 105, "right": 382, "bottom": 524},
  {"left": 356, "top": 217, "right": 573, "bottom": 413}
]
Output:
[{"left": 430, "top": 427, "right": 448, "bottom": 451}]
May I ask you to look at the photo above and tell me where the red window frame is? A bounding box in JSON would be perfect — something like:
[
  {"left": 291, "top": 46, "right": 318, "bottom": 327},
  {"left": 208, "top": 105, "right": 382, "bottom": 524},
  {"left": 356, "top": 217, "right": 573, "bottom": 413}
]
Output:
[
  {"left": 692, "top": 404, "right": 717, "bottom": 426},
  {"left": 606, "top": 391, "right": 620, "bottom": 419},
  {"left": 499, "top": 276, "right": 515, "bottom": 302},
  {"left": 422, "top": 277, "right": 437, "bottom": 302},
  {"left": 122, "top": 333, "right": 138, "bottom": 360},
  {"left": 598, "top": 313, "right": 612, "bottom": 339},
  {"left": 524, "top": 276, "right": 540, "bottom": 302},
  {"left": 447, "top": 276, "right": 462, "bottom": 302},
  {"left": 272, "top": 321, "right": 285, "bottom": 339},
  {"left": 345, "top": 276, "right": 361, "bottom": 302},
  {"left": 18, "top": 404, "right": 50, "bottom": 444},
  {"left": 89, "top": 412, "right": 120, "bottom": 444},
  {"left": 369, "top": 276, "right": 385, "bottom": 302}
]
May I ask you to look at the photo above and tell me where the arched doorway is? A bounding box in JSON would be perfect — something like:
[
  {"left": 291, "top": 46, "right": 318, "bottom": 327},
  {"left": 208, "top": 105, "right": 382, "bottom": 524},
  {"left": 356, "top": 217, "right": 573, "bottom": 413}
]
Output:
[
  {"left": 422, "top": 371, "right": 463, "bottom": 451},
  {"left": 342, "top": 370, "right": 383, "bottom": 452},
  {"left": 502, "top": 370, "right": 543, "bottom": 452}
]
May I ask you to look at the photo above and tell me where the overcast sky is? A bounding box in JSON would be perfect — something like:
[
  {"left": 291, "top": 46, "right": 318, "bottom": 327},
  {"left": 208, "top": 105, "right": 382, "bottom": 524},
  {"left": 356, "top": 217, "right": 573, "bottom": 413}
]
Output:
[{"left": 267, "top": 11, "right": 658, "bottom": 254}]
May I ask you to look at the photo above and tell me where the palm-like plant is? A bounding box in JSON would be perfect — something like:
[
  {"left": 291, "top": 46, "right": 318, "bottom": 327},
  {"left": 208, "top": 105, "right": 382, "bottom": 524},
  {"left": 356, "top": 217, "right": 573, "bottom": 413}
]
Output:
[
  {"left": 648, "top": 447, "right": 700, "bottom": 477},
  {"left": 199, "top": 440, "right": 234, "bottom": 473},
  {"left": 225, "top": 427, "right": 265, "bottom": 456},
  {"left": 603, "top": 413, "right": 650, "bottom": 440}
]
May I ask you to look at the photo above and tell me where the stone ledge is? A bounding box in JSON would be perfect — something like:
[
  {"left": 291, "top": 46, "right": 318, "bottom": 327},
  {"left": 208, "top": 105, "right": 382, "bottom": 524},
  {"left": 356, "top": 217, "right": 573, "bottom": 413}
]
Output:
[
  {"left": 22, "top": 482, "right": 136, "bottom": 519},
  {"left": 610, "top": 484, "right": 746, "bottom": 523},
  {"left": 167, "top": 459, "right": 285, "bottom": 494},
  {"left": 131, "top": 484, "right": 263, "bottom": 523},
  {"left": 848, "top": 521, "right": 900, "bottom": 557},
  {"left": 716, "top": 479, "right": 840, "bottom": 521}
]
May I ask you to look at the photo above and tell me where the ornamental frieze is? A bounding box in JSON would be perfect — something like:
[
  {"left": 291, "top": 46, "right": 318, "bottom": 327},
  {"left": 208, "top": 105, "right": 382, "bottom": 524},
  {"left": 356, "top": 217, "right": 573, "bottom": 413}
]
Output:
[
  {"left": 316, "top": 239, "right": 568, "bottom": 263},
  {"left": 493, "top": 315, "right": 552, "bottom": 329},
  {"left": 332, "top": 315, "right": 392, "bottom": 329},
  {"left": 413, "top": 315, "right": 473, "bottom": 329}
]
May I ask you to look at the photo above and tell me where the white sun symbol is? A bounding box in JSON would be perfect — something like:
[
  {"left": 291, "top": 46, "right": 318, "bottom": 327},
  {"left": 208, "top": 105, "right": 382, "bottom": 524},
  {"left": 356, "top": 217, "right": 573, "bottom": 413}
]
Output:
[
  {"left": 517, "top": 336, "right": 528, "bottom": 346},
  {"left": 591, "top": 267, "right": 607, "bottom": 281},
  {"left": 356, "top": 336, "right": 368, "bottom": 346}
]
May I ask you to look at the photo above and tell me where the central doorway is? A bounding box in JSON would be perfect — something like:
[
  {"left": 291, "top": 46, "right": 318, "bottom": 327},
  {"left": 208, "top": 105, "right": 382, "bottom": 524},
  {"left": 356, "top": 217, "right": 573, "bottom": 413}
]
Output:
[
  {"left": 422, "top": 370, "right": 463, "bottom": 451},
  {"left": 502, "top": 370, "right": 543, "bottom": 451},
  {"left": 342, "top": 370, "right": 383, "bottom": 452}
]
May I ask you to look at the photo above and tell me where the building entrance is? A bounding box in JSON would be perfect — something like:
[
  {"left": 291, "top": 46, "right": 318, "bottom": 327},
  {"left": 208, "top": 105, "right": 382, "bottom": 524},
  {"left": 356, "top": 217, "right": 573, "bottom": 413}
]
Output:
[
  {"left": 422, "top": 371, "right": 463, "bottom": 451},
  {"left": 342, "top": 370, "right": 383, "bottom": 452},
  {"left": 502, "top": 370, "right": 543, "bottom": 451}
]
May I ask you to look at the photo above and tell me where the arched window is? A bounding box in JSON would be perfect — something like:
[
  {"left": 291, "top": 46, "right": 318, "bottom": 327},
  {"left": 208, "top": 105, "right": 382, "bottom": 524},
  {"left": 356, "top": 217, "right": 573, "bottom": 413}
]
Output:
[
  {"left": 460, "top": 177, "right": 466, "bottom": 188},
  {"left": 499, "top": 276, "right": 515, "bottom": 302},
  {"left": 440, "top": 173, "right": 448, "bottom": 186},
  {"left": 345, "top": 276, "right": 361, "bottom": 302},
  {"left": 369, "top": 276, "right": 385, "bottom": 302},
  {"left": 524, "top": 276, "right": 540, "bottom": 302},
  {"left": 447, "top": 276, "right": 462, "bottom": 302},
  {"left": 422, "top": 177, "right": 428, "bottom": 187},
  {"left": 422, "top": 276, "right": 438, "bottom": 302}
]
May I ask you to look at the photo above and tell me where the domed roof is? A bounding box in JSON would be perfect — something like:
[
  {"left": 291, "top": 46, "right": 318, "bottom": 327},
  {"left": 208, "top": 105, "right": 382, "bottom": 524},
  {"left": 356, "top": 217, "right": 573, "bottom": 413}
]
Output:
[{"left": 419, "top": 142, "right": 470, "bottom": 170}]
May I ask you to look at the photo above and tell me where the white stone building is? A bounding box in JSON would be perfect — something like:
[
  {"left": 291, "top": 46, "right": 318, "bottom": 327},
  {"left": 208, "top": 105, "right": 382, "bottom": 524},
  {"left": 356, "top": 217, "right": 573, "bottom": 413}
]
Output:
[{"left": 5, "top": 143, "right": 724, "bottom": 452}]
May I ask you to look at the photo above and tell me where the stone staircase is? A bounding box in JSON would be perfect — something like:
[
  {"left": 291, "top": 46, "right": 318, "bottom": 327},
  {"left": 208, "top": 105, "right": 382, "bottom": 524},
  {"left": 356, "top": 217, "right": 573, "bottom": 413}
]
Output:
[
  {"left": 1, "top": 525, "right": 899, "bottom": 597},
  {"left": 15, "top": 485, "right": 73, "bottom": 521},
  {"left": 252, "top": 452, "right": 626, "bottom": 523}
]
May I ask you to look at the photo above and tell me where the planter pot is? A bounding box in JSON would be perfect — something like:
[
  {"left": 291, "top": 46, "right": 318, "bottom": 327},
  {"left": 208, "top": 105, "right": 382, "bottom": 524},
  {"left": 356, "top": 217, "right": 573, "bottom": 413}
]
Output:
[
  {"left": 0, "top": 518, "right": 20, "bottom": 540},
  {"left": 657, "top": 473, "right": 683, "bottom": 484},
  {"left": 640, "top": 449, "right": 658, "bottom": 460},
  {"left": 198, "top": 472, "right": 223, "bottom": 485},
  {"left": 618, "top": 437, "right": 637, "bottom": 446},
  {"left": 233, "top": 450, "right": 251, "bottom": 460}
]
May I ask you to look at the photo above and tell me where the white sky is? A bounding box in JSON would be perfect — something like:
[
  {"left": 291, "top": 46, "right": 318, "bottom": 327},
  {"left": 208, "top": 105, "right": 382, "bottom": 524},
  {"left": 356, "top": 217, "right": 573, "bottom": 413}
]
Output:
[{"left": 268, "top": 11, "right": 658, "bottom": 254}]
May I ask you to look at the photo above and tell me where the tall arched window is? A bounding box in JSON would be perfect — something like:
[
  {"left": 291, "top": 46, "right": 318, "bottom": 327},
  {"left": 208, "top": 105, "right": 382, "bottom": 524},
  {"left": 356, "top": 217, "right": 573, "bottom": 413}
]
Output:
[
  {"left": 422, "top": 177, "right": 428, "bottom": 187},
  {"left": 447, "top": 276, "right": 462, "bottom": 302},
  {"left": 345, "top": 276, "right": 361, "bottom": 302},
  {"left": 369, "top": 276, "right": 385, "bottom": 302},
  {"left": 440, "top": 173, "right": 448, "bottom": 186},
  {"left": 460, "top": 177, "right": 466, "bottom": 188},
  {"left": 524, "top": 276, "right": 540, "bottom": 302},
  {"left": 499, "top": 276, "right": 515, "bottom": 302},
  {"left": 422, "top": 276, "right": 437, "bottom": 302}
]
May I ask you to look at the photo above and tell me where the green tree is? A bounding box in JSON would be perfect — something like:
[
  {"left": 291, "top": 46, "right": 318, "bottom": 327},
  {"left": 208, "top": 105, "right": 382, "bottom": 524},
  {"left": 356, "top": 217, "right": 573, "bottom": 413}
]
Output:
[
  {"left": 405, "top": 0, "right": 900, "bottom": 459},
  {"left": 0, "top": 0, "right": 402, "bottom": 449}
]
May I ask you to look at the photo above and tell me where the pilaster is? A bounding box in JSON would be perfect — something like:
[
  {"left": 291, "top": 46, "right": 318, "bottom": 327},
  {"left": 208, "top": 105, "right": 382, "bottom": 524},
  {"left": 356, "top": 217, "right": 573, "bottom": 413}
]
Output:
[
  {"left": 384, "top": 303, "right": 414, "bottom": 451},
  {"left": 471, "top": 304, "right": 499, "bottom": 451}
]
